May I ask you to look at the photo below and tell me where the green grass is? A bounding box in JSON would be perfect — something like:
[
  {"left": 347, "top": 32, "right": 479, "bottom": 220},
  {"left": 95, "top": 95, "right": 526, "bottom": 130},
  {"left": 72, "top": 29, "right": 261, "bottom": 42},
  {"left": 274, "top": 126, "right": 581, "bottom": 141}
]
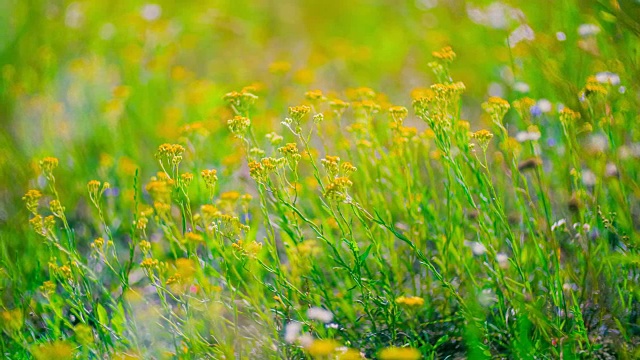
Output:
[{"left": 1, "top": 0, "right": 640, "bottom": 359}]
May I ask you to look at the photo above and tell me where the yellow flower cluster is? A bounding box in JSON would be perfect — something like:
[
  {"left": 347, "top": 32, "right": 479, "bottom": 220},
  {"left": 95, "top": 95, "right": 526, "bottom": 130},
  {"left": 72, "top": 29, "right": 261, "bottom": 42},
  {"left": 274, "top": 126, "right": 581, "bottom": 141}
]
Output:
[
  {"left": 432, "top": 45, "right": 456, "bottom": 62},
  {"left": 227, "top": 115, "right": 251, "bottom": 135},
  {"left": 395, "top": 296, "right": 425, "bottom": 307},
  {"left": 378, "top": 346, "right": 421, "bottom": 360}
]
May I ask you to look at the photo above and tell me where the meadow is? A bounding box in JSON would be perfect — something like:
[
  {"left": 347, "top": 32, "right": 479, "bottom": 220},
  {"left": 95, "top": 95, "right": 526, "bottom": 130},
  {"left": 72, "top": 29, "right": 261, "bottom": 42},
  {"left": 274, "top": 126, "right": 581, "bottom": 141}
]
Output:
[{"left": 1, "top": 0, "right": 640, "bottom": 358}]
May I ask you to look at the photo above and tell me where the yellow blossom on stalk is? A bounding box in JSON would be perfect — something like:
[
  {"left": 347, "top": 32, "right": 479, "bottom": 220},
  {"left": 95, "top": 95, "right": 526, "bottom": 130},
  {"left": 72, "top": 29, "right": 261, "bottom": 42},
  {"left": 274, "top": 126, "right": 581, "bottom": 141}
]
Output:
[
  {"left": 323, "top": 177, "right": 353, "bottom": 202},
  {"left": 29, "top": 215, "right": 46, "bottom": 236},
  {"left": 58, "top": 265, "right": 73, "bottom": 281},
  {"left": 248, "top": 161, "right": 267, "bottom": 182},
  {"left": 482, "top": 96, "right": 510, "bottom": 126},
  {"left": 389, "top": 105, "right": 408, "bottom": 126},
  {"left": 223, "top": 89, "right": 258, "bottom": 111},
  {"left": 512, "top": 97, "right": 536, "bottom": 122},
  {"left": 472, "top": 129, "right": 494, "bottom": 152},
  {"left": 306, "top": 339, "right": 340, "bottom": 358},
  {"left": 321, "top": 155, "right": 341, "bottom": 178},
  {"left": 49, "top": 200, "right": 65, "bottom": 219},
  {"left": 87, "top": 180, "right": 109, "bottom": 204},
  {"left": 40, "top": 281, "right": 56, "bottom": 296},
  {"left": 40, "top": 157, "right": 59, "bottom": 178},
  {"left": 431, "top": 82, "right": 465, "bottom": 101},
  {"left": 91, "top": 237, "right": 104, "bottom": 250},
  {"left": 278, "top": 143, "right": 302, "bottom": 168},
  {"left": 329, "top": 98, "right": 350, "bottom": 116},
  {"left": 134, "top": 212, "right": 148, "bottom": 229},
  {"left": 432, "top": 46, "right": 456, "bottom": 62},
  {"left": 22, "top": 189, "right": 42, "bottom": 215},
  {"left": 165, "top": 273, "right": 182, "bottom": 286},
  {"left": 87, "top": 180, "right": 101, "bottom": 195},
  {"left": 227, "top": 115, "right": 251, "bottom": 135},
  {"left": 305, "top": 89, "right": 324, "bottom": 101},
  {"left": 185, "top": 232, "right": 204, "bottom": 243},
  {"left": 180, "top": 172, "right": 194, "bottom": 187},
  {"left": 157, "top": 143, "right": 185, "bottom": 159},
  {"left": 396, "top": 296, "right": 425, "bottom": 307},
  {"left": 580, "top": 76, "right": 608, "bottom": 98},
  {"left": 289, "top": 105, "right": 311, "bottom": 121},
  {"left": 232, "top": 240, "right": 262, "bottom": 258},
  {"left": 340, "top": 162, "right": 357, "bottom": 177},
  {"left": 201, "top": 169, "right": 218, "bottom": 189},
  {"left": 260, "top": 157, "right": 279, "bottom": 172},
  {"left": 141, "top": 258, "right": 159, "bottom": 269},
  {"left": 559, "top": 107, "right": 581, "bottom": 124},
  {"left": 139, "top": 240, "right": 151, "bottom": 254},
  {"left": 378, "top": 346, "right": 421, "bottom": 360}
]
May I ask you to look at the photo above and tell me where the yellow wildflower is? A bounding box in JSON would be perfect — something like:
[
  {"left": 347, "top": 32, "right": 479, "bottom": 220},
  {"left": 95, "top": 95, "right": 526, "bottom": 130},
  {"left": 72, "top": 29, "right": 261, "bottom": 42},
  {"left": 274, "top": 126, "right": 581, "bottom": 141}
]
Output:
[
  {"left": 378, "top": 346, "right": 421, "bottom": 360},
  {"left": 432, "top": 46, "right": 456, "bottom": 62},
  {"left": 306, "top": 339, "right": 340, "bottom": 358},
  {"left": 31, "top": 341, "right": 74, "bottom": 360},
  {"left": 396, "top": 296, "right": 425, "bottom": 307}
]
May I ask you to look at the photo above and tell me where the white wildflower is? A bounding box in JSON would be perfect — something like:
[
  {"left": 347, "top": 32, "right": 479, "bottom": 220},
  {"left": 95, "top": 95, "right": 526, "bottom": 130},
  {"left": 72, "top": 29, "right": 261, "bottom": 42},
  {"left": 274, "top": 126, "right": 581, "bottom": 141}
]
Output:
[
  {"left": 307, "top": 307, "right": 333, "bottom": 323},
  {"left": 578, "top": 23, "right": 600, "bottom": 37},
  {"left": 551, "top": 219, "right": 566, "bottom": 231},
  {"left": 284, "top": 321, "right": 302, "bottom": 344},
  {"left": 582, "top": 169, "right": 596, "bottom": 186},
  {"left": 464, "top": 241, "right": 487, "bottom": 256},
  {"left": 509, "top": 24, "right": 535, "bottom": 47},
  {"left": 515, "top": 130, "right": 541, "bottom": 142},
  {"left": 537, "top": 99, "right": 552, "bottom": 113},
  {"left": 595, "top": 72, "right": 620, "bottom": 85},
  {"left": 496, "top": 253, "right": 509, "bottom": 269},
  {"left": 141, "top": 4, "right": 162, "bottom": 21},
  {"left": 513, "top": 81, "right": 530, "bottom": 93}
]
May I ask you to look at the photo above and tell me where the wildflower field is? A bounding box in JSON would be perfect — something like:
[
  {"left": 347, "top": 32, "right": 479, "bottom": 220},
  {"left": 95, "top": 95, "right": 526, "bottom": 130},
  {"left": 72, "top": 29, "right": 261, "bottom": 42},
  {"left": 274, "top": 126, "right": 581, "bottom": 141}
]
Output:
[{"left": 2, "top": 0, "right": 640, "bottom": 358}]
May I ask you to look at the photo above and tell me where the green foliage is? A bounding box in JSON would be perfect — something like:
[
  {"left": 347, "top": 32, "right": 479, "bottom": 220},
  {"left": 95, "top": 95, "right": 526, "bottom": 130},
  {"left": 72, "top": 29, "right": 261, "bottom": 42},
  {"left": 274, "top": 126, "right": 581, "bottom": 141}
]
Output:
[{"left": 1, "top": 0, "right": 640, "bottom": 358}]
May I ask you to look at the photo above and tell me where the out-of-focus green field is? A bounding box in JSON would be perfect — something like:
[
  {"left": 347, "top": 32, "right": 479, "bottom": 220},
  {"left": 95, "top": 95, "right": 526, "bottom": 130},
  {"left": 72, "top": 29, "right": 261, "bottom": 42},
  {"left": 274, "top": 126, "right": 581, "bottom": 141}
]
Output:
[{"left": 2, "top": 0, "right": 640, "bottom": 358}]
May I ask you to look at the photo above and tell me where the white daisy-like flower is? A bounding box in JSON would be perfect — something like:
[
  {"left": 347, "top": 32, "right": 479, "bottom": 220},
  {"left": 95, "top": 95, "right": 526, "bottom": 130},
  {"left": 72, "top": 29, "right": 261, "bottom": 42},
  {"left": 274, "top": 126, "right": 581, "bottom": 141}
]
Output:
[
  {"left": 307, "top": 307, "right": 334, "bottom": 323},
  {"left": 578, "top": 23, "right": 600, "bottom": 37},
  {"left": 464, "top": 241, "right": 487, "bottom": 256},
  {"left": 496, "top": 253, "right": 509, "bottom": 268},
  {"left": 595, "top": 71, "right": 621, "bottom": 86},
  {"left": 515, "top": 130, "right": 541, "bottom": 142},
  {"left": 537, "top": 99, "right": 552, "bottom": 113},
  {"left": 284, "top": 321, "right": 302, "bottom": 344},
  {"left": 551, "top": 219, "right": 566, "bottom": 231},
  {"left": 141, "top": 4, "right": 162, "bottom": 21}
]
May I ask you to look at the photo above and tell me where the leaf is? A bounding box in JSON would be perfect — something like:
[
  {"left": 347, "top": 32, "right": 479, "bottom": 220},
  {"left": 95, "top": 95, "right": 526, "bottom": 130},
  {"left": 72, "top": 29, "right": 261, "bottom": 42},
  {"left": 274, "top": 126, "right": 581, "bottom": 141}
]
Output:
[
  {"left": 111, "top": 303, "right": 126, "bottom": 337},
  {"left": 96, "top": 303, "right": 109, "bottom": 327},
  {"left": 359, "top": 244, "right": 373, "bottom": 264}
]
